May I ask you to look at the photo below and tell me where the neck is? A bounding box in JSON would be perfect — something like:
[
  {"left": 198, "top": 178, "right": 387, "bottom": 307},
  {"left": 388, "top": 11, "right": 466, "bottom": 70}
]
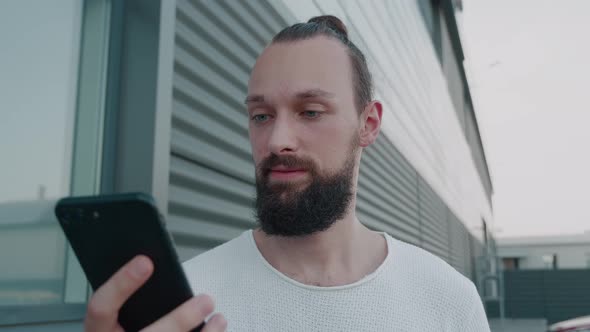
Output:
[{"left": 253, "top": 201, "right": 388, "bottom": 287}]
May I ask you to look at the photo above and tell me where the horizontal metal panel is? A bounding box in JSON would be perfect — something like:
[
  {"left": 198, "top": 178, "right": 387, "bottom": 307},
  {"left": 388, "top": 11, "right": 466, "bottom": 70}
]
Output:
[
  {"left": 172, "top": 98, "right": 250, "bottom": 158},
  {"left": 176, "top": 0, "right": 259, "bottom": 68},
  {"left": 357, "top": 204, "right": 418, "bottom": 246},
  {"left": 360, "top": 161, "right": 419, "bottom": 223},
  {"left": 419, "top": 181, "right": 448, "bottom": 235},
  {"left": 168, "top": 155, "right": 255, "bottom": 260},
  {"left": 421, "top": 226, "right": 450, "bottom": 259},
  {"left": 463, "top": 230, "right": 474, "bottom": 279},
  {"left": 170, "top": 0, "right": 283, "bottom": 254},
  {"left": 175, "top": 26, "right": 249, "bottom": 91},
  {"left": 361, "top": 1, "right": 442, "bottom": 143},
  {"left": 359, "top": 166, "right": 418, "bottom": 222},
  {"left": 228, "top": 0, "right": 282, "bottom": 39},
  {"left": 170, "top": 155, "right": 254, "bottom": 206},
  {"left": 168, "top": 180, "right": 254, "bottom": 229},
  {"left": 174, "top": 45, "right": 246, "bottom": 110},
  {"left": 366, "top": 144, "right": 419, "bottom": 198},
  {"left": 449, "top": 212, "right": 468, "bottom": 274},
  {"left": 418, "top": 177, "right": 450, "bottom": 262},
  {"left": 170, "top": 127, "right": 253, "bottom": 183},
  {"left": 357, "top": 134, "right": 421, "bottom": 246},
  {"left": 172, "top": 71, "right": 247, "bottom": 139},
  {"left": 356, "top": 181, "right": 416, "bottom": 231},
  {"left": 339, "top": 0, "right": 447, "bottom": 176}
]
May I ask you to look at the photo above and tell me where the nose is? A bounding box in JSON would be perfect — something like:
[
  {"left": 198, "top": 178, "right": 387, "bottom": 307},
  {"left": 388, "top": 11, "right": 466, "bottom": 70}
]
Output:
[{"left": 268, "top": 114, "right": 298, "bottom": 155}]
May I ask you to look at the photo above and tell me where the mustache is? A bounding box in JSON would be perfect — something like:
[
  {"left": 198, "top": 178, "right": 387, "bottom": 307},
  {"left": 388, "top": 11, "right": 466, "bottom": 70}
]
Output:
[{"left": 257, "top": 154, "right": 317, "bottom": 177}]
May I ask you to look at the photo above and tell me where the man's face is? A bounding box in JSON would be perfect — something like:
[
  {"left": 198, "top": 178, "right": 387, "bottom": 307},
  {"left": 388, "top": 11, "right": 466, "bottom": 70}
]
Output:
[{"left": 246, "top": 36, "right": 362, "bottom": 236}]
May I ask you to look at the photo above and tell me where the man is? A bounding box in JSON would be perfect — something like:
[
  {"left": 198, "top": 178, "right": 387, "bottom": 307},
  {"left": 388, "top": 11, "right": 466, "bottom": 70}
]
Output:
[{"left": 84, "top": 15, "right": 490, "bottom": 331}]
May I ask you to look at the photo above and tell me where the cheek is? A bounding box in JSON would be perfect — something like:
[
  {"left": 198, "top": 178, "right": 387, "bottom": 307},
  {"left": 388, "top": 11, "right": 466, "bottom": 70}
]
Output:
[
  {"left": 249, "top": 129, "right": 268, "bottom": 162},
  {"left": 323, "top": 118, "right": 356, "bottom": 142},
  {"left": 304, "top": 121, "right": 356, "bottom": 165}
]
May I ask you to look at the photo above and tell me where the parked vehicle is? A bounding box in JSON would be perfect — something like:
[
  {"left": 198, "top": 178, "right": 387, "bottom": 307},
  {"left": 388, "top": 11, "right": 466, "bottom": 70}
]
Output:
[{"left": 549, "top": 315, "right": 590, "bottom": 332}]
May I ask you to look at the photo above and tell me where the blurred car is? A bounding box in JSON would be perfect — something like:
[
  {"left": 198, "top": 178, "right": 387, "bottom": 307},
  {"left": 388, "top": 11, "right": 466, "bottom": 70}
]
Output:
[{"left": 549, "top": 315, "right": 590, "bottom": 332}]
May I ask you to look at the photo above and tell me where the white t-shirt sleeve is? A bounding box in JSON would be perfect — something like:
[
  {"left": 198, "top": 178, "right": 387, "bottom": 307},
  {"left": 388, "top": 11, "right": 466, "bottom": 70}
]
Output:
[{"left": 461, "top": 284, "right": 491, "bottom": 332}]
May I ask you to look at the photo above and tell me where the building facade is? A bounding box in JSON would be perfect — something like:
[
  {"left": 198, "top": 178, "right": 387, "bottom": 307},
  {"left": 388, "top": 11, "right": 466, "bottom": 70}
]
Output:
[
  {"left": 0, "top": 0, "right": 495, "bottom": 330},
  {"left": 500, "top": 233, "right": 590, "bottom": 270}
]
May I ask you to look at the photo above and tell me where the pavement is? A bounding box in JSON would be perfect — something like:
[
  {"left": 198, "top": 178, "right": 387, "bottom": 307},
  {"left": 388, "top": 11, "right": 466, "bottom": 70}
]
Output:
[{"left": 489, "top": 319, "right": 548, "bottom": 332}]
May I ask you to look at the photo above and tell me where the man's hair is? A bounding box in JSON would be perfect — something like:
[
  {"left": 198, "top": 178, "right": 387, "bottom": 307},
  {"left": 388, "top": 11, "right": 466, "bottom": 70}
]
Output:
[{"left": 272, "top": 15, "right": 373, "bottom": 113}]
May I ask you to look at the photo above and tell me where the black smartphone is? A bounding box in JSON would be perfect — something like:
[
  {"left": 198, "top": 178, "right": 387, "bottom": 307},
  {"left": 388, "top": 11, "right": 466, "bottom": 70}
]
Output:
[{"left": 55, "top": 192, "right": 203, "bottom": 332}]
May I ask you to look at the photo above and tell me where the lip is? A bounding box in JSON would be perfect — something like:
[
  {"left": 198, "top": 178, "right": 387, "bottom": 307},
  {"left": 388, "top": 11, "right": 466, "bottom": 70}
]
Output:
[
  {"left": 268, "top": 169, "right": 307, "bottom": 181},
  {"left": 270, "top": 166, "right": 305, "bottom": 172}
]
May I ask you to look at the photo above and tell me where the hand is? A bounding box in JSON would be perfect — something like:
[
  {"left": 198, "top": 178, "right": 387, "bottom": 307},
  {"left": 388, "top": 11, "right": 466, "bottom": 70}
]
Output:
[{"left": 84, "top": 255, "right": 227, "bottom": 332}]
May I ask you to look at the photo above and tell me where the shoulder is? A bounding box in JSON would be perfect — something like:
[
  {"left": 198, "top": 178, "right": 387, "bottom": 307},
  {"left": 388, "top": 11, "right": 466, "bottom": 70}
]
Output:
[
  {"left": 183, "top": 230, "right": 251, "bottom": 268},
  {"left": 386, "top": 236, "right": 488, "bottom": 329},
  {"left": 386, "top": 235, "right": 483, "bottom": 312},
  {"left": 182, "top": 230, "right": 254, "bottom": 292},
  {"left": 389, "top": 235, "right": 475, "bottom": 290}
]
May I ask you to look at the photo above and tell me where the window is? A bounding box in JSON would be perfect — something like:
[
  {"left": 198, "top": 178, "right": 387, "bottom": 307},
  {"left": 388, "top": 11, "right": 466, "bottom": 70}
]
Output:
[
  {"left": 542, "top": 254, "right": 557, "bottom": 270},
  {"left": 502, "top": 257, "right": 520, "bottom": 270},
  {"left": 0, "top": 0, "right": 112, "bottom": 325},
  {"left": 0, "top": 0, "right": 82, "bottom": 307}
]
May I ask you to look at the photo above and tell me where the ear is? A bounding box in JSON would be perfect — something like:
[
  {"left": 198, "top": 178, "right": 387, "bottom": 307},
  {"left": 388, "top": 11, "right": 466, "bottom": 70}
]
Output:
[{"left": 359, "top": 101, "right": 383, "bottom": 147}]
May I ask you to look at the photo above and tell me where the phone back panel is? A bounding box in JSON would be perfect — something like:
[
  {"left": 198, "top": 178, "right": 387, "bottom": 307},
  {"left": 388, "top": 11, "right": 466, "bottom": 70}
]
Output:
[{"left": 55, "top": 193, "right": 194, "bottom": 331}]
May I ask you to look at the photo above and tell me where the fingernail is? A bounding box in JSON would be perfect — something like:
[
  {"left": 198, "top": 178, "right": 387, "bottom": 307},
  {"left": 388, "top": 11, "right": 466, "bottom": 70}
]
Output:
[
  {"left": 193, "top": 294, "right": 214, "bottom": 315},
  {"left": 216, "top": 314, "right": 228, "bottom": 330},
  {"left": 131, "top": 256, "right": 151, "bottom": 278}
]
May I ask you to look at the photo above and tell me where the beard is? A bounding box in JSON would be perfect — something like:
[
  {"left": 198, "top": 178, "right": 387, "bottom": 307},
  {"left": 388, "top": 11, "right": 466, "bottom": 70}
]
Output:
[{"left": 254, "top": 139, "right": 359, "bottom": 237}]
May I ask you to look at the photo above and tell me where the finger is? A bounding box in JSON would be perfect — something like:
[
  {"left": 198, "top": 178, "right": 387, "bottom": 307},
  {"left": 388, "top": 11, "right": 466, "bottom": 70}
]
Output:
[
  {"left": 85, "top": 255, "right": 154, "bottom": 330},
  {"left": 141, "top": 294, "right": 215, "bottom": 332},
  {"left": 202, "top": 313, "right": 227, "bottom": 332}
]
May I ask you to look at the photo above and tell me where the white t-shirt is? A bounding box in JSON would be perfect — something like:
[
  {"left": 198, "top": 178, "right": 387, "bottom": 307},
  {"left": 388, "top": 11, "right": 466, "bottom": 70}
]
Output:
[{"left": 183, "top": 230, "right": 490, "bottom": 331}]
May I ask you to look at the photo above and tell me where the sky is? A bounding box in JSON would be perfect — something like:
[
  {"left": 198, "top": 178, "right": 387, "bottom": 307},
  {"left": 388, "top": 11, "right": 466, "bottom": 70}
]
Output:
[{"left": 461, "top": 0, "right": 590, "bottom": 237}]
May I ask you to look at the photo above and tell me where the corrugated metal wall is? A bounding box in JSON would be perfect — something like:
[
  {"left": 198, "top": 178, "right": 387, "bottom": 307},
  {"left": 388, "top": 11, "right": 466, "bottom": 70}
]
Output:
[
  {"left": 358, "top": 136, "right": 421, "bottom": 247},
  {"left": 169, "top": 0, "right": 275, "bottom": 259},
  {"left": 168, "top": 0, "right": 480, "bottom": 280},
  {"left": 418, "top": 176, "right": 450, "bottom": 263},
  {"left": 449, "top": 211, "right": 474, "bottom": 279}
]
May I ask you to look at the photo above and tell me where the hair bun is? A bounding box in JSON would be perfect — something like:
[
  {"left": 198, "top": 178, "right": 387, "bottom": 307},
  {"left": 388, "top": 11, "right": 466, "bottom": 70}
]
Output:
[{"left": 308, "top": 15, "right": 348, "bottom": 39}]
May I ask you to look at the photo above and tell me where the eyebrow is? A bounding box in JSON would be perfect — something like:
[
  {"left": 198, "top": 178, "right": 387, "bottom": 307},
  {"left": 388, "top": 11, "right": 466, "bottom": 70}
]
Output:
[
  {"left": 244, "top": 89, "right": 335, "bottom": 104},
  {"left": 295, "top": 89, "right": 335, "bottom": 100},
  {"left": 244, "top": 95, "right": 265, "bottom": 104}
]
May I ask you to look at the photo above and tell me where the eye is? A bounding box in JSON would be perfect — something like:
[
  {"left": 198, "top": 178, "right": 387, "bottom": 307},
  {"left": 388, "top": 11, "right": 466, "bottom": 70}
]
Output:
[
  {"left": 252, "top": 114, "right": 271, "bottom": 123},
  {"left": 302, "top": 110, "right": 321, "bottom": 119}
]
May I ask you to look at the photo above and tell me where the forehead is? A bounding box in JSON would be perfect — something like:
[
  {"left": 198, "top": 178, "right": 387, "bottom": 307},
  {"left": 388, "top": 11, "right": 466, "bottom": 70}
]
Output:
[{"left": 248, "top": 36, "right": 354, "bottom": 100}]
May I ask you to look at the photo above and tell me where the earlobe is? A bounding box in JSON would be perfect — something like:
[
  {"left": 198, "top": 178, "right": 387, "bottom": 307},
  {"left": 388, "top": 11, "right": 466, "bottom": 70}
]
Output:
[{"left": 359, "top": 101, "right": 383, "bottom": 147}]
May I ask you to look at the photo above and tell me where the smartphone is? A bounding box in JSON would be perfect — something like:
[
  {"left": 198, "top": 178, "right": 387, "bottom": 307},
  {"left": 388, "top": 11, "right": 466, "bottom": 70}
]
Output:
[{"left": 55, "top": 192, "right": 203, "bottom": 332}]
